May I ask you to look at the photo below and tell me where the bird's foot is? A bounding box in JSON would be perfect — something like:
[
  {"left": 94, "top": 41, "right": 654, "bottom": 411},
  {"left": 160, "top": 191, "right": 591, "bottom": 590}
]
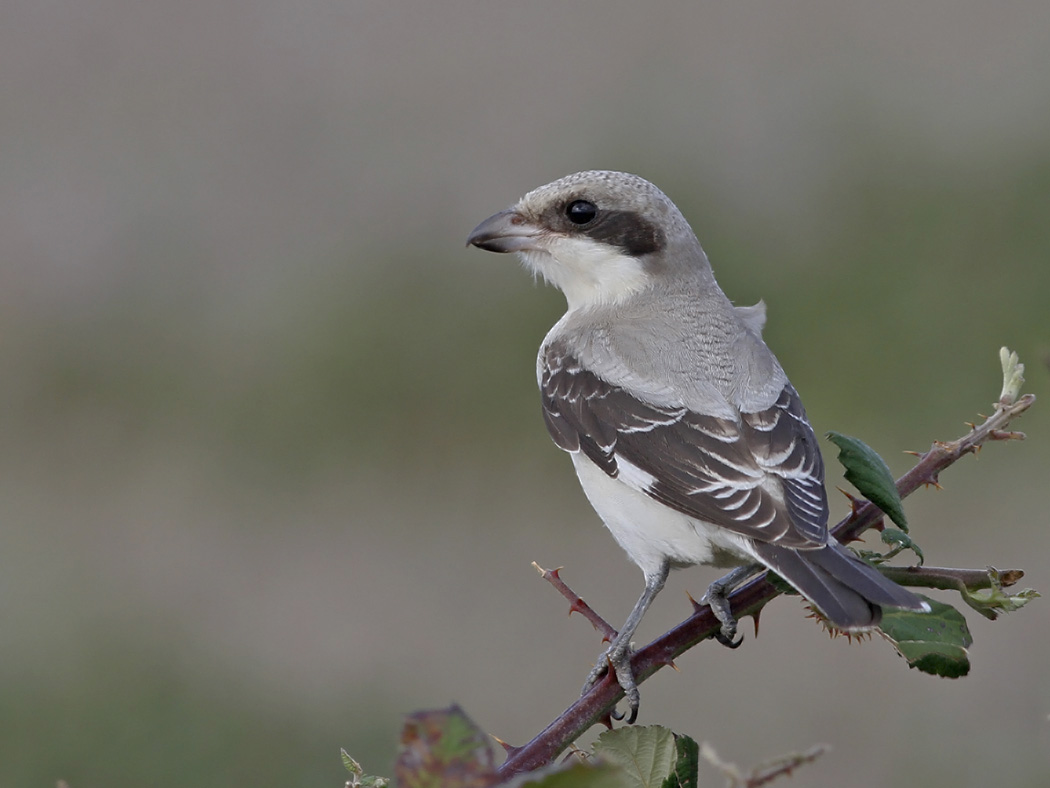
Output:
[
  {"left": 705, "top": 575, "right": 745, "bottom": 649},
  {"left": 582, "top": 639, "right": 641, "bottom": 724}
]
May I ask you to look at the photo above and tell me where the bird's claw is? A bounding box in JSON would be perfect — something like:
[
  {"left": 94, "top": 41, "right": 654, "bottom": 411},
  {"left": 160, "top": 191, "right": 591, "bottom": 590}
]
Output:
[
  {"left": 582, "top": 643, "right": 641, "bottom": 724},
  {"left": 610, "top": 657, "right": 641, "bottom": 723},
  {"left": 704, "top": 569, "right": 751, "bottom": 649},
  {"left": 714, "top": 620, "right": 743, "bottom": 648},
  {"left": 711, "top": 604, "right": 744, "bottom": 648},
  {"left": 609, "top": 698, "right": 640, "bottom": 724}
]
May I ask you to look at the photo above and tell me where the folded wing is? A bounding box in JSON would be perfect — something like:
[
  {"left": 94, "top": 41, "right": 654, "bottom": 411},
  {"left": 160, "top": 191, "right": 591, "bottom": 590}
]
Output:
[{"left": 540, "top": 343, "right": 829, "bottom": 550}]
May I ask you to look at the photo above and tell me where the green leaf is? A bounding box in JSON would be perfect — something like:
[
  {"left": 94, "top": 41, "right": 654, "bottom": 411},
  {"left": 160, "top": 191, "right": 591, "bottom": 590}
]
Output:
[
  {"left": 341, "top": 749, "right": 390, "bottom": 787},
  {"left": 593, "top": 726, "right": 677, "bottom": 788},
  {"left": 879, "top": 597, "right": 972, "bottom": 678},
  {"left": 662, "top": 733, "right": 699, "bottom": 788},
  {"left": 959, "top": 568, "right": 1040, "bottom": 620},
  {"left": 825, "top": 432, "right": 908, "bottom": 532},
  {"left": 343, "top": 749, "right": 360, "bottom": 775},
  {"left": 999, "top": 346, "right": 1026, "bottom": 405},
  {"left": 880, "top": 527, "right": 925, "bottom": 564},
  {"left": 892, "top": 640, "right": 970, "bottom": 677},
  {"left": 394, "top": 705, "right": 496, "bottom": 788}
]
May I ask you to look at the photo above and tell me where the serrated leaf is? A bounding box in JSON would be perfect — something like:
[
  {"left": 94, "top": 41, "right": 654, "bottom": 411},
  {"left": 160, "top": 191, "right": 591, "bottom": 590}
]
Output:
[
  {"left": 593, "top": 726, "right": 677, "bottom": 788},
  {"left": 394, "top": 705, "right": 496, "bottom": 788},
  {"left": 826, "top": 432, "right": 908, "bottom": 532},
  {"left": 879, "top": 597, "right": 972, "bottom": 678},
  {"left": 342, "top": 749, "right": 361, "bottom": 775}
]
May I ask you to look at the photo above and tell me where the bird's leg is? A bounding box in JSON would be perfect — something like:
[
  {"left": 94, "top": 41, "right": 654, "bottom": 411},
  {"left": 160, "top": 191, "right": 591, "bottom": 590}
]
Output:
[
  {"left": 581, "top": 559, "right": 669, "bottom": 724},
  {"left": 703, "top": 564, "right": 761, "bottom": 648}
]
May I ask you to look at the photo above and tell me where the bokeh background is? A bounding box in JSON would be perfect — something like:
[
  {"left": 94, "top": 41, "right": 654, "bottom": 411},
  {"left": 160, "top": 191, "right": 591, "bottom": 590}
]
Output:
[{"left": 2, "top": 2, "right": 1049, "bottom": 786}]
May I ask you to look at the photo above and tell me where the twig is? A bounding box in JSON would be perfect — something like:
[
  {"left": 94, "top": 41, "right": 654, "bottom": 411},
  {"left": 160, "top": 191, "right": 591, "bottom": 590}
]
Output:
[
  {"left": 532, "top": 562, "right": 617, "bottom": 642},
  {"left": 701, "top": 741, "right": 830, "bottom": 788},
  {"left": 833, "top": 394, "right": 1035, "bottom": 546},
  {"left": 497, "top": 389, "right": 1035, "bottom": 777},
  {"left": 878, "top": 565, "right": 1024, "bottom": 592}
]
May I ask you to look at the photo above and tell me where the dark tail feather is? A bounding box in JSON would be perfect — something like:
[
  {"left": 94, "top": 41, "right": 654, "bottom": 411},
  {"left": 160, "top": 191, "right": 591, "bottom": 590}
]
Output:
[{"left": 752, "top": 540, "right": 929, "bottom": 630}]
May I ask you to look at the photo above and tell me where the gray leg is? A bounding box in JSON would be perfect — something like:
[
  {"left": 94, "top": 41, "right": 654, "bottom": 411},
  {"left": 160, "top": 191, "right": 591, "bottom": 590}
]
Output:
[
  {"left": 704, "top": 564, "right": 761, "bottom": 647},
  {"left": 582, "top": 559, "right": 669, "bottom": 723}
]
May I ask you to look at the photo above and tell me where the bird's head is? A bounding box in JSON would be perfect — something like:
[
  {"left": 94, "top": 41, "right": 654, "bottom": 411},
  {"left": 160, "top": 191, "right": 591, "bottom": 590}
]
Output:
[{"left": 467, "top": 171, "right": 710, "bottom": 311}]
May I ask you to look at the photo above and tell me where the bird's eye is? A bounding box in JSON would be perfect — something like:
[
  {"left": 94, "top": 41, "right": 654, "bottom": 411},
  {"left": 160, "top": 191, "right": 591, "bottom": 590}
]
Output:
[{"left": 565, "top": 199, "right": 598, "bottom": 225}]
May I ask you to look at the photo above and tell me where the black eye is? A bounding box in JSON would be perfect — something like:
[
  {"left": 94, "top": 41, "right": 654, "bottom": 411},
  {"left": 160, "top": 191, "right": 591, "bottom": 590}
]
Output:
[{"left": 565, "top": 199, "right": 598, "bottom": 225}]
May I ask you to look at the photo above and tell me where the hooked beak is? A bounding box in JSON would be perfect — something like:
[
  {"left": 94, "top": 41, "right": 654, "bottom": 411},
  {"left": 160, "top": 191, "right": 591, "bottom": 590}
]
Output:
[{"left": 466, "top": 209, "right": 545, "bottom": 254}]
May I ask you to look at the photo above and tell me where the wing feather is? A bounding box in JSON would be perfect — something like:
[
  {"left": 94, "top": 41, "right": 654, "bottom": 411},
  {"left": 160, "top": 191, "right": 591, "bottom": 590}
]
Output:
[{"left": 540, "top": 344, "right": 829, "bottom": 548}]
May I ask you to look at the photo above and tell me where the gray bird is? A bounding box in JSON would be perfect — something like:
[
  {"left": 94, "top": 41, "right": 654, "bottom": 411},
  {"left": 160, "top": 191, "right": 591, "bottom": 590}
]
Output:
[{"left": 467, "top": 170, "right": 927, "bottom": 721}]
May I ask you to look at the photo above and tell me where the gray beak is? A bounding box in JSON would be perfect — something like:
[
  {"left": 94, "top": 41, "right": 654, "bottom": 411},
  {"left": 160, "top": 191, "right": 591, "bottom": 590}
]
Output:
[{"left": 466, "top": 209, "right": 544, "bottom": 253}]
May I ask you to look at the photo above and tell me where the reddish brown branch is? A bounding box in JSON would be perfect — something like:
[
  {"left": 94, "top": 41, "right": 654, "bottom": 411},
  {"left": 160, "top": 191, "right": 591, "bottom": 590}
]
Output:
[
  {"left": 532, "top": 562, "right": 617, "bottom": 642},
  {"left": 497, "top": 393, "right": 1035, "bottom": 778}
]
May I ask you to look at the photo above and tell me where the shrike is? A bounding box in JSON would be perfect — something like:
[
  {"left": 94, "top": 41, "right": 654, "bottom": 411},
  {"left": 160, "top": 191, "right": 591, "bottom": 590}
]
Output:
[{"left": 467, "top": 170, "right": 927, "bottom": 721}]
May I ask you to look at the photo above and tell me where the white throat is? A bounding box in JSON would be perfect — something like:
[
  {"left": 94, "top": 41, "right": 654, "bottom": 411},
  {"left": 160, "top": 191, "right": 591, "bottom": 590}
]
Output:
[{"left": 519, "top": 237, "right": 651, "bottom": 311}]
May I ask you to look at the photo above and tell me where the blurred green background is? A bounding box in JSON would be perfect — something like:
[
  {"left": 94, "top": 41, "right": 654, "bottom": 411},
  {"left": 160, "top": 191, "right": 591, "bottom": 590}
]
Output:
[{"left": 2, "top": 2, "right": 1048, "bottom": 786}]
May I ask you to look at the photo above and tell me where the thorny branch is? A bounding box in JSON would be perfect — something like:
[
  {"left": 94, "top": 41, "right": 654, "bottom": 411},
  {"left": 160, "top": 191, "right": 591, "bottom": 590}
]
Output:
[
  {"left": 531, "top": 562, "right": 616, "bottom": 642},
  {"left": 701, "top": 741, "right": 831, "bottom": 788},
  {"left": 497, "top": 380, "right": 1035, "bottom": 777}
]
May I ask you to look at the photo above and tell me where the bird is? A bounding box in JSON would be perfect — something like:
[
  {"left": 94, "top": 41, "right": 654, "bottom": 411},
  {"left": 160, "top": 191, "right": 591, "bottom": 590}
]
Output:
[{"left": 466, "top": 170, "right": 928, "bottom": 722}]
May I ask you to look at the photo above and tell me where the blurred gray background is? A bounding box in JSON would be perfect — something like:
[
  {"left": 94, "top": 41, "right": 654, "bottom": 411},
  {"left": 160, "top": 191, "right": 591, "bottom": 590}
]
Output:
[{"left": 2, "top": 1, "right": 1048, "bottom": 786}]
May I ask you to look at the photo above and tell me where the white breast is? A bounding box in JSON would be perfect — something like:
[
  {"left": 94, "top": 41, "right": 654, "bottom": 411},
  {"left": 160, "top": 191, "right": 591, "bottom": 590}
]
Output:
[{"left": 570, "top": 454, "right": 757, "bottom": 581}]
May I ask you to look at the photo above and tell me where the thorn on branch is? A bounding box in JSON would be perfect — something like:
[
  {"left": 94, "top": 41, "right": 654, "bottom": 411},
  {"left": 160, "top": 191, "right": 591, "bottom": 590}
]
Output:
[
  {"left": 687, "top": 590, "right": 705, "bottom": 613},
  {"left": 835, "top": 487, "right": 864, "bottom": 517},
  {"left": 492, "top": 735, "right": 521, "bottom": 756},
  {"left": 533, "top": 561, "right": 617, "bottom": 641},
  {"left": 561, "top": 744, "right": 586, "bottom": 764}
]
